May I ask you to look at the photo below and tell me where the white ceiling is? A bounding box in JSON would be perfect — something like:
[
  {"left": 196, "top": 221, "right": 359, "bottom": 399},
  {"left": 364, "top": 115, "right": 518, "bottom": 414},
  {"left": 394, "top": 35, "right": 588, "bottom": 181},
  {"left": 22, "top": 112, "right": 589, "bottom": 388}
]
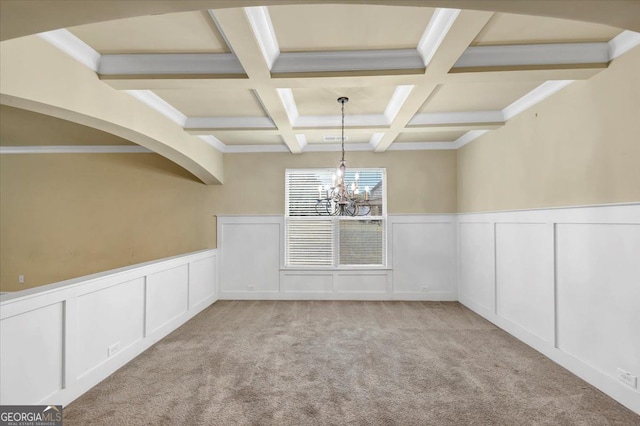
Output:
[{"left": 35, "top": 3, "right": 638, "bottom": 153}]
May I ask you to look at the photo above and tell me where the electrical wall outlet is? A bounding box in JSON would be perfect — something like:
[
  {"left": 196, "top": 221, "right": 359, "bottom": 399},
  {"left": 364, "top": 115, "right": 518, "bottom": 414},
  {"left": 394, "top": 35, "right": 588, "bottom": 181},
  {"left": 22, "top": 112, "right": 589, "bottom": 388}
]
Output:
[
  {"left": 18, "top": 275, "right": 24, "bottom": 284},
  {"left": 420, "top": 286, "right": 429, "bottom": 292},
  {"left": 107, "top": 342, "right": 121, "bottom": 357},
  {"left": 248, "top": 285, "right": 256, "bottom": 291},
  {"left": 617, "top": 368, "right": 638, "bottom": 389}
]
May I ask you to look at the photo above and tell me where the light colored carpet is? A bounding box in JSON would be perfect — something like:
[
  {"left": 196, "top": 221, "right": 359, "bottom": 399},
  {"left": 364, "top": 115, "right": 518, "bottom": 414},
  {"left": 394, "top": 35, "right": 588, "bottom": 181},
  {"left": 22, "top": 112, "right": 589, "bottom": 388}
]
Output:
[{"left": 64, "top": 301, "right": 639, "bottom": 425}]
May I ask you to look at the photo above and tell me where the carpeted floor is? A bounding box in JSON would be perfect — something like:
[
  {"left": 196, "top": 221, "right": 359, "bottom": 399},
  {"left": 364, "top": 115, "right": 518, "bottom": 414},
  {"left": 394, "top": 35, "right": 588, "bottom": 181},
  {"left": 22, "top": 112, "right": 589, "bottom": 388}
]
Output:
[{"left": 64, "top": 301, "right": 639, "bottom": 425}]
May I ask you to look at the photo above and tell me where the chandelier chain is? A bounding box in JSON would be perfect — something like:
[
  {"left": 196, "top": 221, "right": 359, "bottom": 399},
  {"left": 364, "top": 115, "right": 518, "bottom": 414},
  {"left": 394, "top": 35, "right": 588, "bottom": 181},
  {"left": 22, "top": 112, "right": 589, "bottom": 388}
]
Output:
[
  {"left": 313, "top": 96, "right": 371, "bottom": 216},
  {"left": 341, "top": 97, "right": 345, "bottom": 163}
]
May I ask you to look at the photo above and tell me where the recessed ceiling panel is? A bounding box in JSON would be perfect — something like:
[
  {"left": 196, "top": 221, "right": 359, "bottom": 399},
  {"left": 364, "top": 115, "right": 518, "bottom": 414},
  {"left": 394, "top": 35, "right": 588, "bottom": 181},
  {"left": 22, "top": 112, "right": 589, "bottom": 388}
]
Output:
[
  {"left": 420, "top": 82, "right": 542, "bottom": 113},
  {"left": 293, "top": 87, "right": 396, "bottom": 116},
  {"left": 269, "top": 5, "right": 434, "bottom": 52},
  {"left": 304, "top": 129, "right": 374, "bottom": 144},
  {"left": 68, "top": 11, "right": 229, "bottom": 54},
  {"left": 212, "top": 132, "right": 283, "bottom": 146},
  {"left": 473, "top": 13, "right": 622, "bottom": 46},
  {"left": 0, "top": 106, "right": 135, "bottom": 146},
  {"left": 395, "top": 131, "right": 466, "bottom": 143},
  {"left": 154, "top": 89, "right": 267, "bottom": 117}
]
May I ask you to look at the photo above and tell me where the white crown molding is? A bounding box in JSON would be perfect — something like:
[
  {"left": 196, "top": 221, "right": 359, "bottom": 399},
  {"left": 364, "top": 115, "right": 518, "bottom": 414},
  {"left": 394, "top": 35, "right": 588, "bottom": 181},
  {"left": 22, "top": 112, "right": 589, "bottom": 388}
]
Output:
[
  {"left": 295, "top": 114, "right": 387, "bottom": 128},
  {"left": 502, "top": 80, "right": 574, "bottom": 120},
  {"left": 125, "top": 90, "right": 187, "bottom": 126},
  {"left": 387, "top": 142, "right": 457, "bottom": 150},
  {"left": 206, "top": 10, "right": 235, "bottom": 54},
  {"left": 0, "top": 145, "right": 151, "bottom": 154},
  {"left": 185, "top": 116, "right": 275, "bottom": 129},
  {"left": 37, "top": 29, "right": 101, "bottom": 72},
  {"left": 244, "top": 6, "right": 280, "bottom": 70},
  {"left": 277, "top": 88, "right": 299, "bottom": 125},
  {"left": 452, "top": 130, "right": 490, "bottom": 149},
  {"left": 99, "top": 53, "right": 244, "bottom": 75},
  {"left": 225, "top": 144, "right": 290, "bottom": 153},
  {"left": 272, "top": 49, "right": 423, "bottom": 74},
  {"left": 369, "top": 133, "right": 384, "bottom": 150},
  {"left": 197, "top": 135, "right": 227, "bottom": 153},
  {"left": 608, "top": 30, "right": 640, "bottom": 60},
  {"left": 410, "top": 111, "right": 504, "bottom": 126},
  {"left": 417, "top": 8, "right": 461, "bottom": 67},
  {"left": 454, "top": 43, "right": 609, "bottom": 69},
  {"left": 295, "top": 134, "right": 308, "bottom": 151},
  {"left": 384, "top": 85, "right": 414, "bottom": 123}
]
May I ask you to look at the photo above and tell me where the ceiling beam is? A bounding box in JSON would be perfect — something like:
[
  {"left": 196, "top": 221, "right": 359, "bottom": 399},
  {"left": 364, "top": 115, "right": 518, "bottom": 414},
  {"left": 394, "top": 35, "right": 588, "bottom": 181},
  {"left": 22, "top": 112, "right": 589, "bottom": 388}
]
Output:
[
  {"left": 96, "top": 48, "right": 613, "bottom": 94},
  {"left": 374, "top": 9, "right": 494, "bottom": 152},
  {"left": 453, "top": 43, "right": 609, "bottom": 69},
  {"left": 3, "top": 1, "right": 640, "bottom": 42},
  {"left": 272, "top": 49, "right": 424, "bottom": 74},
  {"left": 212, "top": 7, "right": 302, "bottom": 153},
  {"left": 99, "top": 53, "right": 245, "bottom": 76},
  {"left": 101, "top": 73, "right": 425, "bottom": 91},
  {"left": 185, "top": 122, "right": 502, "bottom": 136},
  {"left": 441, "top": 66, "right": 605, "bottom": 83}
]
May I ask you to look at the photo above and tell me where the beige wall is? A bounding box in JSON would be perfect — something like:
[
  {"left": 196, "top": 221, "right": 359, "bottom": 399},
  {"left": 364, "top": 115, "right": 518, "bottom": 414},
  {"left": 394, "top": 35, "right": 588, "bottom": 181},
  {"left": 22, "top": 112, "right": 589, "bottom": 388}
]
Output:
[
  {"left": 211, "top": 150, "right": 457, "bottom": 215},
  {"left": 0, "top": 149, "right": 455, "bottom": 291},
  {"left": 457, "top": 46, "right": 640, "bottom": 212},
  {"left": 0, "top": 153, "right": 217, "bottom": 291}
]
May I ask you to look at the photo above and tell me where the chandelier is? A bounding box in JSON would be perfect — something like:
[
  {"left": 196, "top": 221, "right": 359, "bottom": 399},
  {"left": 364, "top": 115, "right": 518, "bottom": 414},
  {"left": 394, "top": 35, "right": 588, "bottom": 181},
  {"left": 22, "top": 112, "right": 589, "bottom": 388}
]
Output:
[{"left": 315, "top": 97, "right": 371, "bottom": 216}]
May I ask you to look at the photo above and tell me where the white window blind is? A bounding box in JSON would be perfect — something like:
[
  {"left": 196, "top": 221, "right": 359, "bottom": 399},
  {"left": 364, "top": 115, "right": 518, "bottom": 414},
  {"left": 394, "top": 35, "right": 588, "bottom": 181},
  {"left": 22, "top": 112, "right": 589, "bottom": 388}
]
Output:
[
  {"left": 339, "top": 219, "right": 385, "bottom": 265},
  {"left": 285, "top": 219, "right": 333, "bottom": 266},
  {"left": 285, "top": 168, "right": 386, "bottom": 267}
]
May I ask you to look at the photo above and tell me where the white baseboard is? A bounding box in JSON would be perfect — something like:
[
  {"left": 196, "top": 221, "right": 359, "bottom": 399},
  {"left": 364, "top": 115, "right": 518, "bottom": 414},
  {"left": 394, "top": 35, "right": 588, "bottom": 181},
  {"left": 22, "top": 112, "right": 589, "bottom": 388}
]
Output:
[{"left": 218, "top": 291, "right": 456, "bottom": 301}]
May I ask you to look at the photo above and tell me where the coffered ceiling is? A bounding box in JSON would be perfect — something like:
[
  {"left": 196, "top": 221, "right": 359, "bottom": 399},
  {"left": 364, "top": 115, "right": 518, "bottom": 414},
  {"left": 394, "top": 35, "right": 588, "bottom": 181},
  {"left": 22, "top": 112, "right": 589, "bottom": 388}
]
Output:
[{"left": 5, "top": 2, "right": 640, "bottom": 156}]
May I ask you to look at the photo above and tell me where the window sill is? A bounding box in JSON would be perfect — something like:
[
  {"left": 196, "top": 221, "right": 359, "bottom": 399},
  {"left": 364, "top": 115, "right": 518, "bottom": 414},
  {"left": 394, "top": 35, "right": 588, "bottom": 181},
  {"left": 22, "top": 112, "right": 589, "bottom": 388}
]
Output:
[{"left": 280, "top": 266, "right": 391, "bottom": 272}]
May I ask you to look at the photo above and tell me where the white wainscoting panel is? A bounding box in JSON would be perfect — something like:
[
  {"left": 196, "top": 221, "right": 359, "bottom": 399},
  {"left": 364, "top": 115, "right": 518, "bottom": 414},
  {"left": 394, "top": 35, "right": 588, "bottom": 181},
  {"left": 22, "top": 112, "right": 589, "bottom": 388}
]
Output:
[
  {"left": 458, "top": 222, "right": 495, "bottom": 312},
  {"left": 219, "top": 216, "right": 282, "bottom": 296},
  {"left": 76, "top": 278, "right": 145, "bottom": 379},
  {"left": 495, "top": 223, "right": 554, "bottom": 343},
  {"left": 0, "top": 249, "right": 217, "bottom": 407},
  {"left": 390, "top": 218, "right": 456, "bottom": 298},
  {"left": 219, "top": 215, "right": 456, "bottom": 300},
  {"left": 146, "top": 265, "right": 189, "bottom": 335},
  {"left": 458, "top": 203, "right": 640, "bottom": 415},
  {"left": 278, "top": 270, "right": 391, "bottom": 300},
  {"left": 189, "top": 256, "right": 217, "bottom": 309},
  {"left": 335, "top": 271, "right": 389, "bottom": 294},
  {"left": 281, "top": 272, "right": 333, "bottom": 294},
  {"left": 556, "top": 223, "right": 640, "bottom": 388},
  {"left": 0, "top": 302, "right": 64, "bottom": 404}
]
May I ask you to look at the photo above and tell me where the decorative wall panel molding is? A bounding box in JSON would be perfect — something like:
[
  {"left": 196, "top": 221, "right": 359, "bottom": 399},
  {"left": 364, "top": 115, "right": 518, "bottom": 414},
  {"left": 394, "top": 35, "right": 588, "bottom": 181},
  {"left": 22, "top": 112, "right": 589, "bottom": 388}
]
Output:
[
  {"left": 217, "top": 214, "right": 457, "bottom": 301},
  {"left": 0, "top": 249, "right": 217, "bottom": 406},
  {"left": 458, "top": 203, "right": 640, "bottom": 415}
]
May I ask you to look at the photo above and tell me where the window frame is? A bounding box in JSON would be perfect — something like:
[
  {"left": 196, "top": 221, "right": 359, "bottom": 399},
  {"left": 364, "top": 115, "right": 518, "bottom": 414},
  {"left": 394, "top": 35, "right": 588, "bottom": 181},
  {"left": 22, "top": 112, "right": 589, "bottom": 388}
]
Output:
[{"left": 284, "top": 167, "right": 388, "bottom": 269}]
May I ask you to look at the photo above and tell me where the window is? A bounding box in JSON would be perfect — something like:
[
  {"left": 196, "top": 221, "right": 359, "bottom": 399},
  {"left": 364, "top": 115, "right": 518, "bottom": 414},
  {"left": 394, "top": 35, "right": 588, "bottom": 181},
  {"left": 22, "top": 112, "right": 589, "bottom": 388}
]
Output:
[{"left": 285, "top": 168, "right": 386, "bottom": 267}]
